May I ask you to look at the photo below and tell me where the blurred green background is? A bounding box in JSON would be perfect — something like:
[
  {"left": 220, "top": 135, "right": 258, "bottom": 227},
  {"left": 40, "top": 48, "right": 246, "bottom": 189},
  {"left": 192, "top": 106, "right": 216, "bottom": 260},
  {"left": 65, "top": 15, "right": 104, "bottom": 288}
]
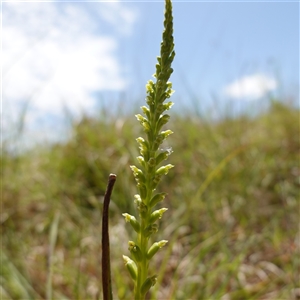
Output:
[{"left": 1, "top": 98, "right": 299, "bottom": 299}]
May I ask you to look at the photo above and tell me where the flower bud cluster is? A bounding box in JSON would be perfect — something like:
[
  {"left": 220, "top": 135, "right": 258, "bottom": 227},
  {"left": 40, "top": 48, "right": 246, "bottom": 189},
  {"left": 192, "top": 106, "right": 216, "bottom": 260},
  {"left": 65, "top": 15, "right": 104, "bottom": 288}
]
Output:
[{"left": 122, "top": 1, "right": 175, "bottom": 298}]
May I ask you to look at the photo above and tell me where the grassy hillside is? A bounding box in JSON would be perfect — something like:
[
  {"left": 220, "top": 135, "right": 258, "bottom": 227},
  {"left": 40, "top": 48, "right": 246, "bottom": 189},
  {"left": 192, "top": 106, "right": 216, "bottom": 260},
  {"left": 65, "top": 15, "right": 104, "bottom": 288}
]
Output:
[{"left": 1, "top": 100, "right": 299, "bottom": 299}]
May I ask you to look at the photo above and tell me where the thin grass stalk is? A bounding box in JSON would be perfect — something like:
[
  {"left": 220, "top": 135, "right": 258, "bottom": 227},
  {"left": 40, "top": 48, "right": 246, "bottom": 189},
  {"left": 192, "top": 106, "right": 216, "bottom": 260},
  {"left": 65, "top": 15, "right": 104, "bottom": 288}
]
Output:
[{"left": 46, "top": 211, "right": 60, "bottom": 300}]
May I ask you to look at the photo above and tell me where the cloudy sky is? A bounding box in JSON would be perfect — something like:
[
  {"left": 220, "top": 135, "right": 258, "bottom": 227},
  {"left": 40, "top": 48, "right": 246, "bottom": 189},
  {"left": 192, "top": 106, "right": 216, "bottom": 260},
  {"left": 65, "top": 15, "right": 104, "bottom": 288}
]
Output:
[{"left": 2, "top": 0, "right": 299, "bottom": 147}]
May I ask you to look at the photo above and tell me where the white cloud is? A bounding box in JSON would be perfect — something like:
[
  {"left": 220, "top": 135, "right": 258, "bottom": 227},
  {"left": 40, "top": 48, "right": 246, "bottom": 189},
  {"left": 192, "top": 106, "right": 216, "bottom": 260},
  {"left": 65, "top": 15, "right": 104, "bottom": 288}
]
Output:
[
  {"left": 95, "top": 2, "right": 138, "bottom": 35},
  {"left": 2, "top": 1, "right": 138, "bottom": 147},
  {"left": 223, "top": 74, "right": 277, "bottom": 100}
]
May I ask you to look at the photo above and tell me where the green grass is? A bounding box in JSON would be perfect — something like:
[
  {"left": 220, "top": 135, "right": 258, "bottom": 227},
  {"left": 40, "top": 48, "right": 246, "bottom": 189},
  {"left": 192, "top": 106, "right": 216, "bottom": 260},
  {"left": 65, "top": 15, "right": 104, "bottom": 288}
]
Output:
[{"left": 1, "top": 100, "right": 299, "bottom": 299}]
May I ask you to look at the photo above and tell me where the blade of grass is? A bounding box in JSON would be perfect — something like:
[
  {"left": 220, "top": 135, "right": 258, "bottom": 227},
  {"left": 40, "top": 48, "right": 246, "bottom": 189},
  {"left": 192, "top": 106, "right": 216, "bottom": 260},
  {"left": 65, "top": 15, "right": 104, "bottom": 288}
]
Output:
[
  {"left": 46, "top": 211, "right": 60, "bottom": 300},
  {"left": 0, "top": 251, "right": 41, "bottom": 299}
]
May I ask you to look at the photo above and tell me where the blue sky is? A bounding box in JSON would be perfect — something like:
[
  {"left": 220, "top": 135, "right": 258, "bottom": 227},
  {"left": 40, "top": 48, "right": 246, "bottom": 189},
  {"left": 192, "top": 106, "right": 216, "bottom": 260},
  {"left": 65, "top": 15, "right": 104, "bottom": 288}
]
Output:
[{"left": 2, "top": 0, "right": 299, "bottom": 147}]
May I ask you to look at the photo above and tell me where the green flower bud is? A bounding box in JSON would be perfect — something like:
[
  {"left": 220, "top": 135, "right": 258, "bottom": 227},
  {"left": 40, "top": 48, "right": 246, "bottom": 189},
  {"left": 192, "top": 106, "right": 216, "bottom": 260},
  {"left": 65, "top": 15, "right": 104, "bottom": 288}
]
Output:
[
  {"left": 157, "top": 92, "right": 169, "bottom": 103},
  {"left": 166, "top": 82, "right": 174, "bottom": 93},
  {"left": 138, "top": 202, "right": 148, "bottom": 217},
  {"left": 149, "top": 208, "right": 168, "bottom": 224},
  {"left": 151, "top": 174, "right": 162, "bottom": 190},
  {"left": 155, "top": 152, "right": 168, "bottom": 166},
  {"left": 163, "top": 101, "right": 174, "bottom": 111},
  {"left": 161, "top": 129, "right": 173, "bottom": 139},
  {"left": 136, "top": 156, "right": 146, "bottom": 168},
  {"left": 153, "top": 130, "right": 171, "bottom": 150},
  {"left": 156, "top": 164, "right": 174, "bottom": 176},
  {"left": 137, "top": 184, "right": 147, "bottom": 200},
  {"left": 166, "top": 67, "right": 174, "bottom": 78},
  {"left": 136, "top": 137, "right": 149, "bottom": 158},
  {"left": 135, "top": 114, "right": 148, "bottom": 124},
  {"left": 144, "top": 224, "right": 158, "bottom": 238},
  {"left": 146, "top": 95, "right": 154, "bottom": 106},
  {"left": 156, "top": 79, "right": 164, "bottom": 91},
  {"left": 142, "top": 121, "right": 151, "bottom": 132},
  {"left": 128, "top": 241, "right": 143, "bottom": 262},
  {"left": 122, "top": 213, "right": 141, "bottom": 233},
  {"left": 146, "top": 163, "right": 156, "bottom": 175},
  {"left": 146, "top": 80, "right": 155, "bottom": 93},
  {"left": 147, "top": 240, "right": 168, "bottom": 260},
  {"left": 156, "top": 114, "right": 170, "bottom": 132},
  {"left": 141, "top": 106, "right": 150, "bottom": 119},
  {"left": 134, "top": 194, "right": 142, "bottom": 204},
  {"left": 155, "top": 103, "right": 165, "bottom": 115},
  {"left": 134, "top": 194, "right": 148, "bottom": 217},
  {"left": 155, "top": 63, "right": 161, "bottom": 78},
  {"left": 136, "top": 114, "right": 151, "bottom": 132},
  {"left": 136, "top": 137, "right": 147, "bottom": 147},
  {"left": 123, "top": 255, "right": 137, "bottom": 281},
  {"left": 130, "top": 165, "right": 146, "bottom": 185},
  {"left": 147, "top": 157, "right": 156, "bottom": 168},
  {"left": 141, "top": 275, "right": 157, "bottom": 295},
  {"left": 156, "top": 148, "right": 172, "bottom": 165},
  {"left": 130, "top": 165, "right": 143, "bottom": 177},
  {"left": 149, "top": 192, "right": 167, "bottom": 207}
]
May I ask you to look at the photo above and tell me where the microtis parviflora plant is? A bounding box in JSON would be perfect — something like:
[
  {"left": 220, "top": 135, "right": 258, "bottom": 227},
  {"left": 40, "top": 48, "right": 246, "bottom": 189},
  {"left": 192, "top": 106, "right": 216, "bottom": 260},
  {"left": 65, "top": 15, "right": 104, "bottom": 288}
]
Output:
[{"left": 122, "top": 0, "right": 175, "bottom": 299}]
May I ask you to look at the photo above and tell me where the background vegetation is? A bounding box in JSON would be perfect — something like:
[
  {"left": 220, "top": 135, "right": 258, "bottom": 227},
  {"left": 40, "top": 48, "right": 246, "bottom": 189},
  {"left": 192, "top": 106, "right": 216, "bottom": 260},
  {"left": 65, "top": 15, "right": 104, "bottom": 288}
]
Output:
[{"left": 1, "top": 99, "right": 299, "bottom": 299}]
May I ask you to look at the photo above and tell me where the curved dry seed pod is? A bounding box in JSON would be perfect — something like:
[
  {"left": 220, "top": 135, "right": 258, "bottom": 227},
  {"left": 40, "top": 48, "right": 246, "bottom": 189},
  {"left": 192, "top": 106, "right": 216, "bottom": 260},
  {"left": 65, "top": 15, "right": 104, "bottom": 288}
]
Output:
[{"left": 102, "top": 174, "right": 117, "bottom": 300}]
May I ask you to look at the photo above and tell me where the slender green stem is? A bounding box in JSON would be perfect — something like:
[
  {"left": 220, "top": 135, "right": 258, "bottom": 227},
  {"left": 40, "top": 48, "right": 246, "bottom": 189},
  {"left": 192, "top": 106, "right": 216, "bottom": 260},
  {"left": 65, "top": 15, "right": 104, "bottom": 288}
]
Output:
[{"left": 135, "top": 231, "right": 146, "bottom": 299}]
